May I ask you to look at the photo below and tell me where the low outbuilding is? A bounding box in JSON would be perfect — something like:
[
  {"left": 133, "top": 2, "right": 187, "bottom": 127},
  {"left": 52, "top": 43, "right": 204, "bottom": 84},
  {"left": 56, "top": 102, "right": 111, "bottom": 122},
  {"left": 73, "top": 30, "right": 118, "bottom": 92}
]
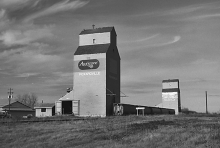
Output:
[
  {"left": 2, "top": 101, "right": 35, "bottom": 118},
  {"left": 34, "top": 103, "right": 55, "bottom": 117}
]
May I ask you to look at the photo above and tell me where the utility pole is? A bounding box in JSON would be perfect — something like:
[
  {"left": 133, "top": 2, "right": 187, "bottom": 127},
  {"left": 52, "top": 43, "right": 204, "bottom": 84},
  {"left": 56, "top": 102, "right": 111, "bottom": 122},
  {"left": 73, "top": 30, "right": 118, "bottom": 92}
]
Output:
[
  {"left": 206, "top": 91, "right": 208, "bottom": 114},
  {"left": 8, "top": 88, "right": 13, "bottom": 114}
]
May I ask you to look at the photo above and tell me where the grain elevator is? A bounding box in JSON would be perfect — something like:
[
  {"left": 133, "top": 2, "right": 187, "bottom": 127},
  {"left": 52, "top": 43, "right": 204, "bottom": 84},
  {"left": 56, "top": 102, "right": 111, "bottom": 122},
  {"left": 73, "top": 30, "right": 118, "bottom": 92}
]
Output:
[
  {"left": 162, "top": 79, "right": 181, "bottom": 115},
  {"left": 73, "top": 26, "right": 120, "bottom": 116}
]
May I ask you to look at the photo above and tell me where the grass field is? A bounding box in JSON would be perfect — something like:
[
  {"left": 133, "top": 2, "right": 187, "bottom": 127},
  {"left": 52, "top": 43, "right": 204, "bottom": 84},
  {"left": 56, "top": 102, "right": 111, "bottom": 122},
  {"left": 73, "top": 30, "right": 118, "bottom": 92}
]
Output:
[{"left": 1, "top": 114, "right": 220, "bottom": 148}]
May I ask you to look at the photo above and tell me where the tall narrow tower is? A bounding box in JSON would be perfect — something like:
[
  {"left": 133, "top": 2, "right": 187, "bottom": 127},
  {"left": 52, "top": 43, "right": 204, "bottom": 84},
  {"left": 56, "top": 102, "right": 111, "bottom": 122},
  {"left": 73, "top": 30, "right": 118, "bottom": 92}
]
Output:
[
  {"left": 73, "top": 26, "right": 120, "bottom": 116},
  {"left": 162, "top": 79, "right": 181, "bottom": 115}
]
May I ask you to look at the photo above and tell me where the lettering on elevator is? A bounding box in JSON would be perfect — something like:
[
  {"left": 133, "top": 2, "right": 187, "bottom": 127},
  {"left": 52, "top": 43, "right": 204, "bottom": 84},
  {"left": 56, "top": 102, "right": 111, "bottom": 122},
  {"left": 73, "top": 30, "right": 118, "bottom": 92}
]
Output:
[{"left": 78, "top": 59, "right": 100, "bottom": 70}]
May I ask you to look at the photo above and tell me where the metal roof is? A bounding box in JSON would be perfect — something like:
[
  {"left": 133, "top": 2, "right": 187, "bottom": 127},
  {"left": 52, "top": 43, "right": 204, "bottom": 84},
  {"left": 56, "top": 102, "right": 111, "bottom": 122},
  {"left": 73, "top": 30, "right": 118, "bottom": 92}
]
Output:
[
  {"left": 162, "top": 88, "right": 180, "bottom": 92},
  {"left": 74, "top": 44, "right": 110, "bottom": 55},
  {"left": 162, "top": 79, "right": 179, "bottom": 83},
  {"left": 35, "top": 103, "right": 55, "bottom": 108},
  {"left": 2, "top": 101, "right": 34, "bottom": 111},
  {"left": 79, "top": 27, "right": 114, "bottom": 35}
]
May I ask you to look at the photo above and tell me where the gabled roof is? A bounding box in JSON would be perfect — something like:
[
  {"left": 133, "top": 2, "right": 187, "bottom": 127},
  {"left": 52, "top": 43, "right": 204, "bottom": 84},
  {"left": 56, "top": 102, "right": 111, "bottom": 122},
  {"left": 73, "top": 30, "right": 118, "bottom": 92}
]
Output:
[
  {"left": 162, "top": 79, "right": 179, "bottom": 83},
  {"left": 74, "top": 44, "right": 110, "bottom": 55},
  {"left": 2, "top": 101, "right": 34, "bottom": 111},
  {"left": 79, "top": 27, "right": 115, "bottom": 35},
  {"left": 34, "top": 103, "right": 55, "bottom": 108},
  {"left": 59, "top": 90, "right": 74, "bottom": 101}
]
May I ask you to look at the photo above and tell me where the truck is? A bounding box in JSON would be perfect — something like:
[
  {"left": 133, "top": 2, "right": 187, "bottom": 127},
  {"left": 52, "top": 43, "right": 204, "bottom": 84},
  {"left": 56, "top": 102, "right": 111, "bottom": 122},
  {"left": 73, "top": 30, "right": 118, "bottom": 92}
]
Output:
[{"left": 0, "top": 111, "right": 11, "bottom": 118}]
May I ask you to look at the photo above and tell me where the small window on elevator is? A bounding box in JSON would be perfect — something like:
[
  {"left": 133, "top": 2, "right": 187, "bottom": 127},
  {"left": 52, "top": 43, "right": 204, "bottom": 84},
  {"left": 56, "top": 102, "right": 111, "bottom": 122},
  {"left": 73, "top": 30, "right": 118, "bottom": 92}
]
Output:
[{"left": 93, "top": 39, "right": 96, "bottom": 44}]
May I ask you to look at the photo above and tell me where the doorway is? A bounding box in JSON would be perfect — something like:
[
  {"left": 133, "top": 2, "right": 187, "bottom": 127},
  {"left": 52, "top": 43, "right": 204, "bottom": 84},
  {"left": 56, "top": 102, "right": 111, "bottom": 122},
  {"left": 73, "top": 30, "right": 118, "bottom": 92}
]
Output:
[{"left": 62, "top": 101, "right": 72, "bottom": 114}]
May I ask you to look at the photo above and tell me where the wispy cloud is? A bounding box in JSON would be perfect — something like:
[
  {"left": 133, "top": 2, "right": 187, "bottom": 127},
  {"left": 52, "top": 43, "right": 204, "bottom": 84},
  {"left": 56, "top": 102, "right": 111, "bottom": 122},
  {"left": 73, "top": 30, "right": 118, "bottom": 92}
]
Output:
[
  {"left": 135, "top": 34, "right": 159, "bottom": 42},
  {"left": 0, "top": 9, "right": 6, "bottom": 19},
  {"left": 146, "top": 36, "right": 181, "bottom": 47},
  {"left": 192, "top": 13, "right": 220, "bottom": 19},
  {"left": 120, "top": 34, "right": 159, "bottom": 44},
  {"left": 0, "top": 26, "right": 54, "bottom": 46},
  {"left": 0, "top": 0, "right": 30, "bottom": 7},
  {"left": 155, "top": 36, "right": 181, "bottom": 46},
  {"left": 1, "top": 47, "right": 63, "bottom": 76},
  {"left": 16, "top": 72, "right": 39, "bottom": 78},
  {"left": 0, "top": 71, "right": 11, "bottom": 75},
  {"left": 43, "top": 72, "right": 73, "bottom": 88},
  {"left": 23, "top": 0, "right": 89, "bottom": 23},
  {"left": 0, "top": 48, "right": 26, "bottom": 59},
  {"left": 0, "top": 9, "right": 9, "bottom": 30},
  {"left": 54, "top": 72, "right": 73, "bottom": 77}
]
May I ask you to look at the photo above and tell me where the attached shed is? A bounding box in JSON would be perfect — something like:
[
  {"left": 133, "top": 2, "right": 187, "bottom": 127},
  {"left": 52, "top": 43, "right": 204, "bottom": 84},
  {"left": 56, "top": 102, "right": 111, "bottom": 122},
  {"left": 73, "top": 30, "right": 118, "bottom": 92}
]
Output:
[
  {"left": 2, "top": 101, "right": 35, "bottom": 118},
  {"left": 55, "top": 90, "right": 80, "bottom": 116},
  {"left": 34, "top": 103, "right": 55, "bottom": 117}
]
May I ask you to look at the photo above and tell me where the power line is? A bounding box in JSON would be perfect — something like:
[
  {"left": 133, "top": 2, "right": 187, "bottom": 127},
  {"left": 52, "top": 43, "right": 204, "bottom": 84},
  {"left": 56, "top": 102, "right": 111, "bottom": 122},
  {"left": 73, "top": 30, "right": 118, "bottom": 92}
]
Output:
[
  {"left": 8, "top": 88, "right": 13, "bottom": 114},
  {"left": 106, "top": 88, "right": 116, "bottom": 96},
  {"left": 120, "top": 91, "right": 128, "bottom": 97},
  {"left": 206, "top": 91, "right": 208, "bottom": 114}
]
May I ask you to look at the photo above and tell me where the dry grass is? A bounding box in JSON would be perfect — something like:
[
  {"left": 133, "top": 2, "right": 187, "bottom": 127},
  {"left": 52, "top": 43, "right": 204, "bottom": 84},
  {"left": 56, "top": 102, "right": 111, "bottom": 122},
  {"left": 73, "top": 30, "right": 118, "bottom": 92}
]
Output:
[{"left": 1, "top": 114, "right": 220, "bottom": 148}]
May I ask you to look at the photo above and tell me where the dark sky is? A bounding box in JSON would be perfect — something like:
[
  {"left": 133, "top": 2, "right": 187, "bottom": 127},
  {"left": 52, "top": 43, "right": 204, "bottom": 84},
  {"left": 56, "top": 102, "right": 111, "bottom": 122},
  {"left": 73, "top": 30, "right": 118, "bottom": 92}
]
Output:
[{"left": 1, "top": 0, "right": 220, "bottom": 112}]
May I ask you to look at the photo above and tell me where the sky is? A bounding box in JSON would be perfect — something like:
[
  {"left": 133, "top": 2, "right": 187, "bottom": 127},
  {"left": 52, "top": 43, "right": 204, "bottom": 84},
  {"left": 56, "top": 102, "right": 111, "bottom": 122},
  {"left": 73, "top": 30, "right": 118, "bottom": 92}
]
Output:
[{"left": 1, "top": 0, "right": 220, "bottom": 113}]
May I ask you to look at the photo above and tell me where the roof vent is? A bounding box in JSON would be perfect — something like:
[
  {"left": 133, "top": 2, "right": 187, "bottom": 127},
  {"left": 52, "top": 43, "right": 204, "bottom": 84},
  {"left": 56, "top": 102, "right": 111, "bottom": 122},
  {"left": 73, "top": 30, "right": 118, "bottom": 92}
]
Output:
[{"left": 67, "top": 88, "right": 71, "bottom": 93}]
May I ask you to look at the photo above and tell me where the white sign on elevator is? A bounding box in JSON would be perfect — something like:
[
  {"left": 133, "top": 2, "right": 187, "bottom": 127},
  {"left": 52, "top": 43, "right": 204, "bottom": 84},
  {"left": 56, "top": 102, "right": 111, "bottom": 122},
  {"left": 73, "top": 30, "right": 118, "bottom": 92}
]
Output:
[{"left": 79, "top": 72, "right": 100, "bottom": 76}]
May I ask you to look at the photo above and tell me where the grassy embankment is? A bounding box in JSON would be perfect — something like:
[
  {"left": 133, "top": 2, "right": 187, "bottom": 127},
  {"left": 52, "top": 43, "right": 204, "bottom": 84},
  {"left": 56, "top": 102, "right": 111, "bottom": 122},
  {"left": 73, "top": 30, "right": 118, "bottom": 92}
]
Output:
[{"left": 1, "top": 114, "right": 220, "bottom": 148}]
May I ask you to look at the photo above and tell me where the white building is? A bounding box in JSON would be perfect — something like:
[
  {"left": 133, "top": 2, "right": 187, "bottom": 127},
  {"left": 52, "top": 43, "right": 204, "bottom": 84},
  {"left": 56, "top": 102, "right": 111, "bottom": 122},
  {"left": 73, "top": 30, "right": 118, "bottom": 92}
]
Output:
[
  {"left": 34, "top": 104, "right": 55, "bottom": 117},
  {"left": 55, "top": 90, "right": 80, "bottom": 116},
  {"left": 73, "top": 26, "right": 120, "bottom": 116},
  {"left": 162, "top": 79, "right": 181, "bottom": 115}
]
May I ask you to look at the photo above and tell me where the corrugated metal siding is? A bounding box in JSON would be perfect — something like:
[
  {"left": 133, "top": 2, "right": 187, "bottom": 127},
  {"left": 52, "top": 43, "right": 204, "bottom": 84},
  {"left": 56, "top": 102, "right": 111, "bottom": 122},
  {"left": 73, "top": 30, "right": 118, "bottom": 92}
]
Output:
[
  {"left": 113, "top": 103, "right": 175, "bottom": 115},
  {"left": 106, "top": 43, "right": 120, "bottom": 116}
]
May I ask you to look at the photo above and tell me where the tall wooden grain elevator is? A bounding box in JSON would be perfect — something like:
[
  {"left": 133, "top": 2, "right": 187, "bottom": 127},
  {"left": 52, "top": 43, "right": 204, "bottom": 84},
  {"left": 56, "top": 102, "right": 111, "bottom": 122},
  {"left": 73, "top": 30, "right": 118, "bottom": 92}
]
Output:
[{"left": 73, "top": 26, "right": 120, "bottom": 116}]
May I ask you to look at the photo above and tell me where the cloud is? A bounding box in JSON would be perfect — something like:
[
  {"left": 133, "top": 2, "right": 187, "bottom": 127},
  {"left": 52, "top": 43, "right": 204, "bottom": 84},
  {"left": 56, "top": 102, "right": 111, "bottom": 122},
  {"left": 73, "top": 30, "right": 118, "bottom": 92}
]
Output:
[
  {"left": 31, "top": 0, "right": 41, "bottom": 8},
  {"left": 0, "top": 48, "right": 26, "bottom": 59},
  {"left": 0, "top": 9, "right": 10, "bottom": 30},
  {"left": 54, "top": 72, "right": 73, "bottom": 78},
  {"left": 147, "top": 36, "right": 181, "bottom": 47},
  {"left": 0, "top": 0, "right": 31, "bottom": 8},
  {"left": 16, "top": 72, "right": 39, "bottom": 78},
  {"left": 158, "top": 36, "right": 181, "bottom": 46},
  {"left": 120, "top": 34, "right": 181, "bottom": 49},
  {"left": 0, "top": 9, "right": 6, "bottom": 19},
  {"left": 46, "top": 72, "right": 73, "bottom": 84},
  {"left": 5, "top": 49, "right": 63, "bottom": 73},
  {"left": 0, "top": 42, "right": 65, "bottom": 76},
  {"left": 0, "top": 71, "right": 11, "bottom": 75},
  {"left": 0, "top": 26, "right": 54, "bottom": 46},
  {"left": 192, "top": 13, "right": 220, "bottom": 19},
  {"left": 135, "top": 34, "right": 159, "bottom": 42},
  {"left": 23, "top": 0, "right": 89, "bottom": 23}
]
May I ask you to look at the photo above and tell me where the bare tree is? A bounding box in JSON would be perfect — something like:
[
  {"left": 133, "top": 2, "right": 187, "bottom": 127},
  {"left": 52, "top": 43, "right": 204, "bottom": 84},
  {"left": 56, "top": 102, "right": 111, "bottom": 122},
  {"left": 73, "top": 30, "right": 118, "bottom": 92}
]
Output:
[{"left": 15, "top": 93, "right": 38, "bottom": 108}]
